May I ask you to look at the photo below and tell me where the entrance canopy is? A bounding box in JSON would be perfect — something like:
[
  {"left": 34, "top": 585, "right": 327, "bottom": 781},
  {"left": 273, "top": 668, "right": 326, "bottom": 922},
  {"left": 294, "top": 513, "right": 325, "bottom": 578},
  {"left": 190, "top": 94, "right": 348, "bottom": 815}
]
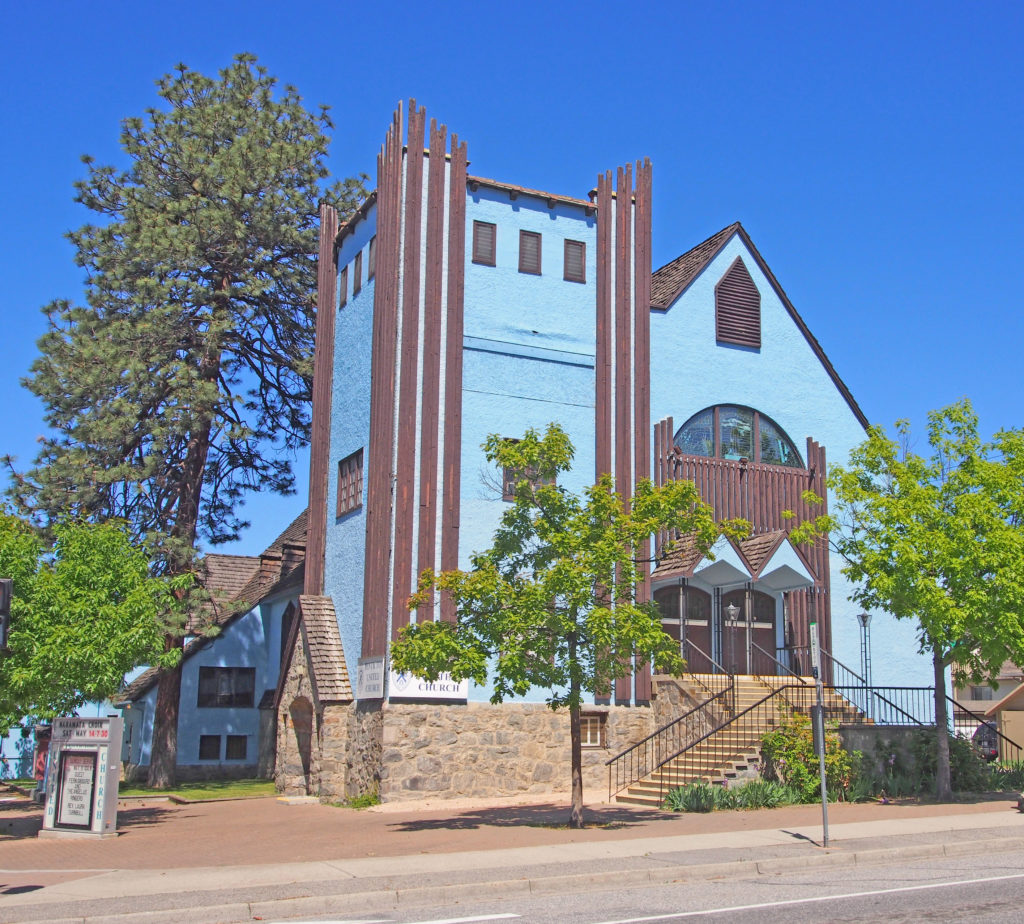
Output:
[{"left": 652, "top": 529, "right": 814, "bottom": 594}]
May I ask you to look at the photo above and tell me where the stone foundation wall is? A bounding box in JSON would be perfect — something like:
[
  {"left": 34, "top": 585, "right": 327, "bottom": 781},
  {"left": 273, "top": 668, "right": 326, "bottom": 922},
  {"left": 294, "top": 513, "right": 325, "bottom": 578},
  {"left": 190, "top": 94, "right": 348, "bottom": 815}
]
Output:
[{"left": 376, "top": 701, "right": 658, "bottom": 801}]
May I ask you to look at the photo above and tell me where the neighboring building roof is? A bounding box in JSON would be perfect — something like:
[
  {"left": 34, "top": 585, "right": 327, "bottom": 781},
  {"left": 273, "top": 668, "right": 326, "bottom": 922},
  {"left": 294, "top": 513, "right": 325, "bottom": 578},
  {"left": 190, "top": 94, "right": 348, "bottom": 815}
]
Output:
[
  {"left": 650, "top": 222, "right": 869, "bottom": 430},
  {"left": 234, "top": 510, "right": 308, "bottom": 607},
  {"left": 298, "top": 595, "right": 352, "bottom": 703},
  {"left": 985, "top": 682, "right": 1024, "bottom": 718},
  {"left": 116, "top": 510, "right": 308, "bottom": 705}
]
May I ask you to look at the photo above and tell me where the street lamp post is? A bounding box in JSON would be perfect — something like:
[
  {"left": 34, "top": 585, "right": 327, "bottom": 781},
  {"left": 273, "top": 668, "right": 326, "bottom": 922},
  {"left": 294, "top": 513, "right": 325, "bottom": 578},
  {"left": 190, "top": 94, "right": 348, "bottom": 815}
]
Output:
[{"left": 858, "top": 611, "right": 873, "bottom": 719}]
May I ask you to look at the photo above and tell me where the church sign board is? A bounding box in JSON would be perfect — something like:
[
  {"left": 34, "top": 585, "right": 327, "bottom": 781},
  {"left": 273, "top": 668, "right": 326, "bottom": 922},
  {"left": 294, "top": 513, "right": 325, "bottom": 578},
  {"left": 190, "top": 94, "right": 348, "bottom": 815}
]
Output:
[{"left": 41, "top": 716, "right": 122, "bottom": 838}]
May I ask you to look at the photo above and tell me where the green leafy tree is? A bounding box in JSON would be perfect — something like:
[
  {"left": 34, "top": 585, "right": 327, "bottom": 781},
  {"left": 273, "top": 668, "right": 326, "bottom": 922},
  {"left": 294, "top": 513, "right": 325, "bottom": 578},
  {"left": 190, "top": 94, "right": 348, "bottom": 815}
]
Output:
[
  {"left": 4, "top": 54, "right": 366, "bottom": 786},
  {"left": 0, "top": 512, "right": 184, "bottom": 732},
  {"left": 825, "top": 399, "right": 1024, "bottom": 800},
  {"left": 390, "top": 424, "right": 742, "bottom": 828}
]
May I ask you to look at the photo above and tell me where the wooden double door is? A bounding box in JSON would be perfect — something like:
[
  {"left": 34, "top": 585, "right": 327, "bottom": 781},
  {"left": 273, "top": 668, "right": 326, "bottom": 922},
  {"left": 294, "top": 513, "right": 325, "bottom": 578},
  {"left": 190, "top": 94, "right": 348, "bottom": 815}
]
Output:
[{"left": 655, "top": 585, "right": 777, "bottom": 675}]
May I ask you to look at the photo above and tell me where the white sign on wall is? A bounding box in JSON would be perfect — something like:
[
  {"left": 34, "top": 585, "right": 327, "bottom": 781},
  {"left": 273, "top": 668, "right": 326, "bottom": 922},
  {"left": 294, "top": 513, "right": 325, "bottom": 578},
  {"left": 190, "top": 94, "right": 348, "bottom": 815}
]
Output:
[
  {"left": 388, "top": 669, "right": 468, "bottom": 702},
  {"left": 356, "top": 656, "right": 385, "bottom": 700}
]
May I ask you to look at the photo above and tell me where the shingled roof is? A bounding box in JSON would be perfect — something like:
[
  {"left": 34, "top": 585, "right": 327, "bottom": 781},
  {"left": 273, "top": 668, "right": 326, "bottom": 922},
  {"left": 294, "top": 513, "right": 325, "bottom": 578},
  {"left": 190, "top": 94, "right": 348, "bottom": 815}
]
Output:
[
  {"left": 651, "top": 223, "right": 741, "bottom": 309},
  {"left": 116, "top": 510, "right": 308, "bottom": 705},
  {"left": 736, "top": 531, "right": 788, "bottom": 578},
  {"left": 651, "top": 533, "right": 708, "bottom": 581},
  {"left": 297, "top": 594, "right": 352, "bottom": 702}
]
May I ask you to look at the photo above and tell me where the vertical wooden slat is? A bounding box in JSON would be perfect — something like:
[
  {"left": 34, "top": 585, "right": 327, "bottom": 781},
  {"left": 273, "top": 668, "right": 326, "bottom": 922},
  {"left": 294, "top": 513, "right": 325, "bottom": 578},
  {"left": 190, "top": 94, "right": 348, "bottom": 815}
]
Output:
[
  {"left": 595, "top": 172, "right": 613, "bottom": 481},
  {"left": 362, "top": 104, "right": 404, "bottom": 659},
  {"left": 440, "top": 134, "right": 468, "bottom": 622},
  {"left": 613, "top": 165, "right": 633, "bottom": 706},
  {"left": 392, "top": 103, "right": 426, "bottom": 641},
  {"left": 415, "top": 118, "right": 447, "bottom": 618},
  {"left": 304, "top": 203, "right": 339, "bottom": 596}
]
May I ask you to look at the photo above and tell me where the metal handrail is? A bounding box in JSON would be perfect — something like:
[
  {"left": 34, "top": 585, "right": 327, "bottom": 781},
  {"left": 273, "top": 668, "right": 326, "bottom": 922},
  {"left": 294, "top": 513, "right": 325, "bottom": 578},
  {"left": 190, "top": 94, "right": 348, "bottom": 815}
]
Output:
[
  {"left": 606, "top": 681, "right": 734, "bottom": 798},
  {"left": 751, "top": 642, "right": 807, "bottom": 682}
]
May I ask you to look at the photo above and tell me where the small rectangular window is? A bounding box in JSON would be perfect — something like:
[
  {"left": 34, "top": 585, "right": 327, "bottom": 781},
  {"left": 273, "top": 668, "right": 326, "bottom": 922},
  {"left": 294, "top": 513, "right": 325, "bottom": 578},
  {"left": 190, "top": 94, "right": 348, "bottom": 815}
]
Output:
[
  {"left": 367, "top": 236, "right": 376, "bottom": 280},
  {"left": 338, "top": 266, "right": 348, "bottom": 309},
  {"left": 501, "top": 440, "right": 554, "bottom": 501},
  {"left": 197, "top": 667, "right": 256, "bottom": 708},
  {"left": 564, "top": 239, "right": 586, "bottom": 283},
  {"left": 225, "top": 735, "right": 248, "bottom": 761},
  {"left": 519, "top": 231, "right": 541, "bottom": 275},
  {"left": 354, "top": 251, "right": 363, "bottom": 294},
  {"left": 581, "top": 714, "right": 606, "bottom": 748},
  {"left": 472, "top": 221, "right": 496, "bottom": 266},
  {"left": 337, "top": 448, "right": 364, "bottom": 517},
  {"left": 198, "top": 735, "right": 221, "bottom": 760}
]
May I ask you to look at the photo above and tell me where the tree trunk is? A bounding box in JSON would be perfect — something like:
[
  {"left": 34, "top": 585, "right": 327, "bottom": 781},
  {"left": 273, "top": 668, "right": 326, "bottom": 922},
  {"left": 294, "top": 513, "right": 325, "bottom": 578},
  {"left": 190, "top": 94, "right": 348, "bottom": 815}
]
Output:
[
  {"left": 933, "top": 648, "right": 953, "bottom": 801},
  {"left": 147, "top": 634, "right": 184, "bottom": 788},
  {"left": 145, "top": 345, "right": 220, "bottom": 789},
  {"left": 569, "top": 702, "right": 584, "bottom": 829},
  {"left": 568, "top": 630, "right": 585, "bottom": 828}
]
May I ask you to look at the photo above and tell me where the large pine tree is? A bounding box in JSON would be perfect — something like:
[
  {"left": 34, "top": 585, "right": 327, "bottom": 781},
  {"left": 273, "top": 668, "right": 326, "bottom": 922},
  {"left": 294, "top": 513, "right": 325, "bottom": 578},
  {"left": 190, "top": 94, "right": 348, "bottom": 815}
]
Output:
[{"left": 5, "top": 54, "right": 366, "bottom": 786}]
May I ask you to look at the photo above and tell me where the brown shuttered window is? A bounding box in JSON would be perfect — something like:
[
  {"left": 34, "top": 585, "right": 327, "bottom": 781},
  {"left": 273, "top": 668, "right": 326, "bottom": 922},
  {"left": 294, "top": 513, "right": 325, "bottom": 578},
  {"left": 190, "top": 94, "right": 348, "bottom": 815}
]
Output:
[
  {"left": 715, "top": 257, "right": 761, "bottom": 348},
  {"left": 337, "top": 448, "right": 363, "bottom": 516},
  {"left": 519, "top": 230, "right": 541, "bottom": 275},
  {"left": 472, "top": 221, "right": 496, "bottom": 266},
  {"left": 338, "top": 266, "right": 348, "bottom": 309},
  {"left": 367, "top": 236, "right": 376, "bottom": 280},
  {"left": 353, "top": 251, "right": 363, "bottom": 295},
  {"left": 564, "top": 239, "right": 585, "bottom": 283}
]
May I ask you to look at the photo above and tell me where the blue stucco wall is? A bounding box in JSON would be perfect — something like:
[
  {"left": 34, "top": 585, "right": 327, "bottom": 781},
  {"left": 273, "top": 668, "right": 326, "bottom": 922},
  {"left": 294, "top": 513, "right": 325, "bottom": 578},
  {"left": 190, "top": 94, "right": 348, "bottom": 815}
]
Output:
[
  {"left": 458, "top": 190, "right": 598, "bottom": 702},
  {"left": 127, "top": 592, "right": 295, "bottom": 767},
  {"left": 323, "top": 205, "right": 377, "bottom": 675},
  {"left": 649, "top": 231, "right": 931, "bottom": 688}
]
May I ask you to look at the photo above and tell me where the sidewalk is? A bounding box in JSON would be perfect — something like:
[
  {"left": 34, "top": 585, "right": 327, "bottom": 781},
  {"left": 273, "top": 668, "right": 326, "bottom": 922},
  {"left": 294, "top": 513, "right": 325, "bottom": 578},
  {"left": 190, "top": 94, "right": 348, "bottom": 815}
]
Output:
[{"left": 2, "top": 789, "right": 1023, "bottom": 923}]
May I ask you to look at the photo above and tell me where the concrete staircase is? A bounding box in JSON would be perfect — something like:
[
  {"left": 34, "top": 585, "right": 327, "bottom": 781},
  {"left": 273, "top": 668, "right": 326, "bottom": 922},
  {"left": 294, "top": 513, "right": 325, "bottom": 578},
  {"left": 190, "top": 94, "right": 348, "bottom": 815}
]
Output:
[{"left": 614, "top": 676, "right": 863, "bottom": 807}]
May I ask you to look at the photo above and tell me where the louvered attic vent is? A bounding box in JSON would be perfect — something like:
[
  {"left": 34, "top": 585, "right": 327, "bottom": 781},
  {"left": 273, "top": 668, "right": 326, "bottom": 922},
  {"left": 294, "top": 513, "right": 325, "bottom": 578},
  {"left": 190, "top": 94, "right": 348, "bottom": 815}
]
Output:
[{"left": 715, "top": 257, "right": 761, "bottom": 348}]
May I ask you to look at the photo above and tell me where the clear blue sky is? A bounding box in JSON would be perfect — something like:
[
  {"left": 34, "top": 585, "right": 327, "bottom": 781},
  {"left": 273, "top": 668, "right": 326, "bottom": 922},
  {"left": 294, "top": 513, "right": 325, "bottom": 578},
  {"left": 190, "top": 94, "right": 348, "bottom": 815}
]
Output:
[{"left": 2, "top": 1, "right": 1021, "bottom": 557}]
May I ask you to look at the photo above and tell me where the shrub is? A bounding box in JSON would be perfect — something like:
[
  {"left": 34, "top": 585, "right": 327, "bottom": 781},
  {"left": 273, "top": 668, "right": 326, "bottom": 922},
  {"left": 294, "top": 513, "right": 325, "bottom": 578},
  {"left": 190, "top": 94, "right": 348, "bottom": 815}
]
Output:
[
  {"left": 991, "top": 761, "right": 1024, "bottom": 792},
  {"left": 664, "top": 782, "right": 718, "bottom": 813},
  {"left": 760, "top": 712, "right": 858, "bottom": 803},
  {"left": 733, "top": 779, "right": 798, "bottom": 809},
  {"left": 910, "top": 730, "right": 992, "bottom": 794}
]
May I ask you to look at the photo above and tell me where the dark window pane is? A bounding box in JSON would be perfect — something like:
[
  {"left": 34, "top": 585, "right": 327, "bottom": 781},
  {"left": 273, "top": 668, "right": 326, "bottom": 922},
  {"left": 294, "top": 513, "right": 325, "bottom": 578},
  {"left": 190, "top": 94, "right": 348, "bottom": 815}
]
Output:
[
  {"left": 198, "top": 735, "right": 220, "bottom": 760},
  {"left": 759, "top": 415, "right": 803, "bottom": 467},
  {"left": 197, "top": 667, "right": 256, "bottom": 708},
  {"left": 719, "top": 406, "right": 753, "bottom": 460},
  {"left": 674, "top": 408, "right": 715, "bottom": 457},
  {"left": 338, "top": 266, "right": 348, "bottom": 309},
  {"left": 354, "top": 251, "right": 362, "bottom": 294},
  {"left": 368, "top": 236, "right": 376, "bottom": 280},
  {"left": 225, "top": 735, "right": 247, "bottom": 760},
  {"left": 337, "top": 448, "right": 364, "bottom": 517}
]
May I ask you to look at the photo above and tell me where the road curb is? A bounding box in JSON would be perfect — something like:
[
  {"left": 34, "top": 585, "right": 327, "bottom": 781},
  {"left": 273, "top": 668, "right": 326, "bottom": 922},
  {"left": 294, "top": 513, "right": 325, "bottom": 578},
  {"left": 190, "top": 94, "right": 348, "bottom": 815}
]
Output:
[{"left": 18, "top": 833, "right": 1024, "bottom": 924}]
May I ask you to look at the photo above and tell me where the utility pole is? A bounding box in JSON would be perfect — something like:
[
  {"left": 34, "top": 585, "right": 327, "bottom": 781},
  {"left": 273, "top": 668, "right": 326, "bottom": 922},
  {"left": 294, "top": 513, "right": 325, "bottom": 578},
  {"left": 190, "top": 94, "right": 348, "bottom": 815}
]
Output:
[{"left": 810, "top": 620, "right": 829, "bottom": 847}]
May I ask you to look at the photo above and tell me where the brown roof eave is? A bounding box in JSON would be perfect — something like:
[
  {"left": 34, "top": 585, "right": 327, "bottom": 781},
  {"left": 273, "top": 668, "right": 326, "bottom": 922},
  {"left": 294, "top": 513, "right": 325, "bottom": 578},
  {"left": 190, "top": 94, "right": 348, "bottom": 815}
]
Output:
[
  {"left": 467, "top": 175, "right": 595, "bottom": 212},
  {"left": 334, "top": 191, "right": 378, "bottom": 249}
]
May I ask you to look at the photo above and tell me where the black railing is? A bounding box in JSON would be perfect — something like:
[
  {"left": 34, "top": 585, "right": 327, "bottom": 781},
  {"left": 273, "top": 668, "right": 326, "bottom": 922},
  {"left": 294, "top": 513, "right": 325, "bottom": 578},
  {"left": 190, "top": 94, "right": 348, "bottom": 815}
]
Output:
[
  {"left": 609, "top": 677, "right": 937, "bottom": 803},
  {"left": 751, "top": 642, "right": 807, "bottom": 682},
  {"left": 681, "top": 639, "right": 735, "bottom": 702},
  {"left": 607, "top": 680, "right": 734, "bottom": 799}
]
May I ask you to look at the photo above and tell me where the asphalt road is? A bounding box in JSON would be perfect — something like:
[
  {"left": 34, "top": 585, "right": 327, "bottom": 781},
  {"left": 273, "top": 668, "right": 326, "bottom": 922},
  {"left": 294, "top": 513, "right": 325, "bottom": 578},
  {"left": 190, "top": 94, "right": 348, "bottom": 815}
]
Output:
[{"left": 274, "top": 848, "right": 1024, "bottom": 924}]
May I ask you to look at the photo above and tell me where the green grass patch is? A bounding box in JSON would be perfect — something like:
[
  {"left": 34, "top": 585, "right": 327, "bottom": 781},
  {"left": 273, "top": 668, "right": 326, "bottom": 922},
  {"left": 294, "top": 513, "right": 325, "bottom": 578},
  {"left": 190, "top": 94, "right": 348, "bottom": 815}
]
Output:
[{"left": 118, "top": 778, "right": 276, "bottom": 801}]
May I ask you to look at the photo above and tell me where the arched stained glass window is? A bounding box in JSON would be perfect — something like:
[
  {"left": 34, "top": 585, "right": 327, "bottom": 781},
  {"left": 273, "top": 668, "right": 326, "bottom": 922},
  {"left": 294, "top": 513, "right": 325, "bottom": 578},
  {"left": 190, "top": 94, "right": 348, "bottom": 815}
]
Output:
[{"left": 673, "top": 405, "right": 803, "bottom": 468}]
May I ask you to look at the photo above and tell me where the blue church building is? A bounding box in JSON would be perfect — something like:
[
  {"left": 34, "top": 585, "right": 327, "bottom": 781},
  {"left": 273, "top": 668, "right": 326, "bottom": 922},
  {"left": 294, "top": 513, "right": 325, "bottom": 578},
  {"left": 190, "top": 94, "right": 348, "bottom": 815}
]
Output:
[{"left": 122, "top": 101, "right": 929, "bottom": 797}]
